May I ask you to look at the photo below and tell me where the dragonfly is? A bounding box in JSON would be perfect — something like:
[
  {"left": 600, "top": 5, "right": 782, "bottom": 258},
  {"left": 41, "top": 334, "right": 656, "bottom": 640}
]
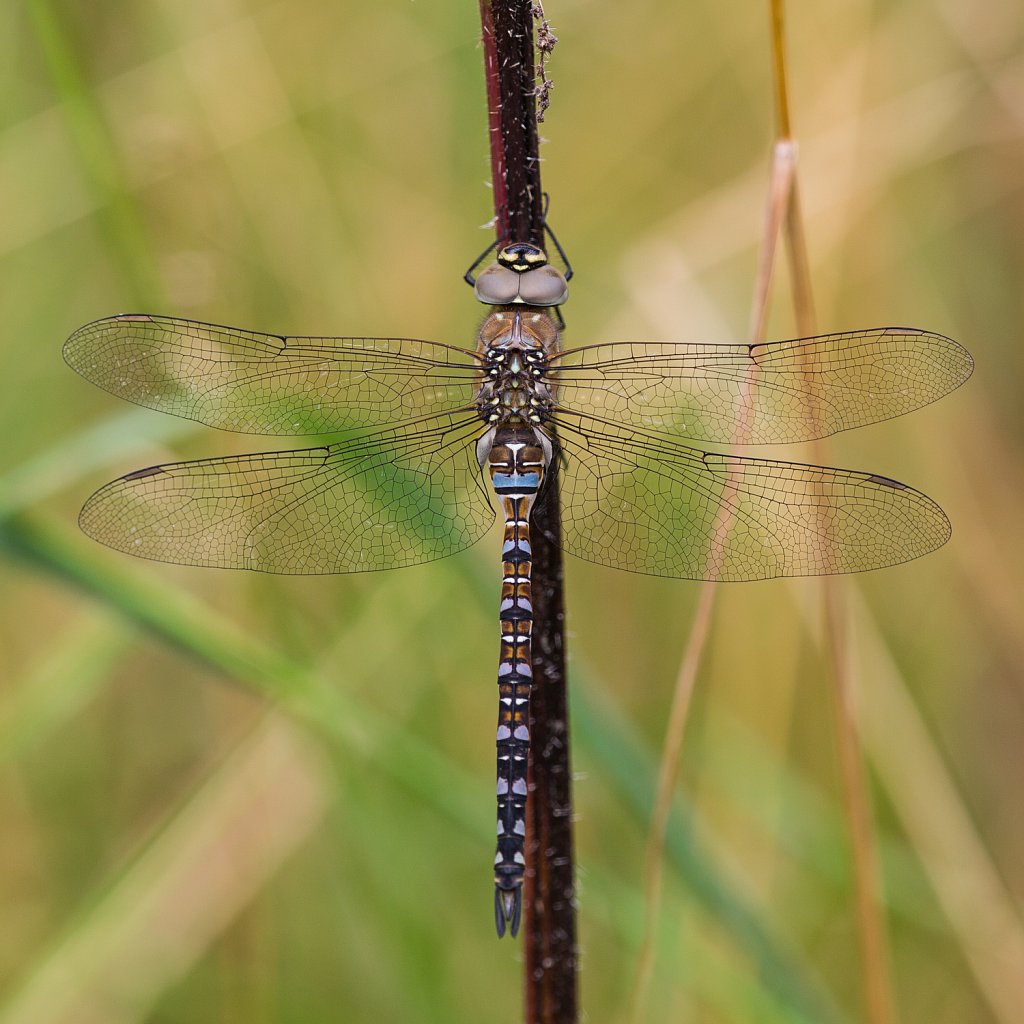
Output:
[{"left": 64, "top": 241, "right": 972, "bottom": 937}]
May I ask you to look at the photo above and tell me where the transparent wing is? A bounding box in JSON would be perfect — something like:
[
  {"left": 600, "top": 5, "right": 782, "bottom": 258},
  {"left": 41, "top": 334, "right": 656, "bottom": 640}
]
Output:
[
  {"left": 552, "top": 411, "right": 950, "bottom": 581},
  {"left": 79, "top": 412, "right": 494, "bottom": 573},
  {"left": 551, "top": 328, "right": 972, "bottom": 444},
  {"left": 64, "top": 315, "right": 481, "bottom": 435}
]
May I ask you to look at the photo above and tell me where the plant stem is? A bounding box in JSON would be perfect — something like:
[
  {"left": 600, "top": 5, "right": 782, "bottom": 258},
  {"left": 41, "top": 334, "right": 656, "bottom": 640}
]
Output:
[
  {"left": 770, "top": 2, "right": 897, "bottom": 1020},
  {"left": 477, "top": 3, "right": 578, "bottom": 1021}
]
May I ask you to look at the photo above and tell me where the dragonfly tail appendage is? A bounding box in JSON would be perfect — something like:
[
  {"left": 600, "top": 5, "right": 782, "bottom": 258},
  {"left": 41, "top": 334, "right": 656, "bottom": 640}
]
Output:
[{"left": 495, "top": 880, "right": 523, "bottom": 939}]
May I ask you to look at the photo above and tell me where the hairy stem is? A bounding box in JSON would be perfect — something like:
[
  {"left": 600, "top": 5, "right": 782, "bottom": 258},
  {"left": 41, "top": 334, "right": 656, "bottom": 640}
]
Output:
[{"left": 477, "top": 3, "right": 577, "bottom": 1021}]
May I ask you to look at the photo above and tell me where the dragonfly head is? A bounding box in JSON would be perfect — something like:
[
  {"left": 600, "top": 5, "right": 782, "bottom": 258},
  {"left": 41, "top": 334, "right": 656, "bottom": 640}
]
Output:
[{"left": 474, "top": 242, "right": 569, "bottom": 308}]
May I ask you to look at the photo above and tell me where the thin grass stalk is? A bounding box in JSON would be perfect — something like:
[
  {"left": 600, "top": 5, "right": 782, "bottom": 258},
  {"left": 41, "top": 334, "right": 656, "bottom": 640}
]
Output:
[
  {"left": 633, "top": 3, "right": 900, "bottom": 1019},
  {"left": 845, "top": 588, "right": 1024, "bottom": 1024},
  {"left": 821, "top": 579, "right": 897, "bottom": 1024},
  {"left": 477, "top": 3, "right": 577, "bottom": 1020},
  {"left": 0, "top": 711, "right": 327, "bottom": 1024},
  {"left": 627, "top": 584, "right": 714, "bottom": 1024},
  {"left": 26, "top": 0, "right": 160, "bottom": 305},
  {"left": 770, "top": 2, "right": 897, "bottom": 1020},
  {"left": 629, "top": 61, "right": 801, "bottom": 1024}
]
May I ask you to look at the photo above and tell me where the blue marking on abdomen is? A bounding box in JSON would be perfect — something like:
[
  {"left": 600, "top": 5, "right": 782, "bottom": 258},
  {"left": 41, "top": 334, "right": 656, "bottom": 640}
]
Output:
[{"left": 492, "top": 472, "right": 540, "bottom": 494}]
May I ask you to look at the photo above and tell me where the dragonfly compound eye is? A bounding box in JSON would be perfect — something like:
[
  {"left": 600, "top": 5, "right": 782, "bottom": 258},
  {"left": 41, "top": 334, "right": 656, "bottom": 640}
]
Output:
[
  {"left": 475, "top": 264, "right": 521, "bottom": 305},
  {"left": 517, "top": 265, "right": 568, "bottom": 307}
]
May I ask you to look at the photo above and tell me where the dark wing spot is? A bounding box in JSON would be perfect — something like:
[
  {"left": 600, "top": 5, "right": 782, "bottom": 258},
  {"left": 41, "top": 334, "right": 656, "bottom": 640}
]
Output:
[
  {"left": 866, "top": 473, "right": 908, "bottom": 489},
  {"left": 122, "top": 465, "right": 165, "bottom": 481}
]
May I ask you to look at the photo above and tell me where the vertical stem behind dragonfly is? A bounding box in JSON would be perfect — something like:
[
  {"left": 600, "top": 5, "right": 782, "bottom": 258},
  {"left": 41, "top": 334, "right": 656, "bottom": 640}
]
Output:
[{"left": 477, "top": 0, "right": 578, "bottom": 1017}]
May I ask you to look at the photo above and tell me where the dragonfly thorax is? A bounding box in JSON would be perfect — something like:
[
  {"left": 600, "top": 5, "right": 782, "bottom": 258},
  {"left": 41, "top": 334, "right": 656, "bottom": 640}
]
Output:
[
  {"left": 477, "top": 307, "right": 559, "bottom": 356},
  {"left": 476, "top": 310, "right": 556, "bottom": 428}
]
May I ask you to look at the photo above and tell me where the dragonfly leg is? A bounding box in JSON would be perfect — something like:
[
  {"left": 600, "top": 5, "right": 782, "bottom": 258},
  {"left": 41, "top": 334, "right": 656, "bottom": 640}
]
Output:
[{"left": 464, "top": 238, "right": 499, "bottom": 287}]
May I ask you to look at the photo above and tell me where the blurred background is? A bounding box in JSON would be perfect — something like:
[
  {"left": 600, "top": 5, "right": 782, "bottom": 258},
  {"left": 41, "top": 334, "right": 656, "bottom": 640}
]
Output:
[{"left": 1, "top": 0, "right": 1021, "bottom": 1021}]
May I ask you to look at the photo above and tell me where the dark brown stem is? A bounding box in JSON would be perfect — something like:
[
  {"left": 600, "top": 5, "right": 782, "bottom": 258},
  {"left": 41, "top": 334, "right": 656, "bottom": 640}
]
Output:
[
  {"left": 479, "top": 1, "right": 545, "bottom": 246},
  {"left": 477, "top": 3, "right": 578, "bottom": 1021},
  {"left": 527, "top": 466, "right": 577, "bottom": 1023}
]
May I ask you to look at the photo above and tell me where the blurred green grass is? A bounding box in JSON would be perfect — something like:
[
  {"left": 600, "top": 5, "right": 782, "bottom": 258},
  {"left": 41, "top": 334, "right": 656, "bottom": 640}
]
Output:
[{"left": 2, "top": 1, "right": 1022, "bottom": 1022}]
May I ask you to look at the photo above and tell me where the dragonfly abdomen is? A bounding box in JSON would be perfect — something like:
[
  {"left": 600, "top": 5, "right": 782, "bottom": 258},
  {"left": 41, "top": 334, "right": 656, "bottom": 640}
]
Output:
[{"left": 487, "top": 427, "right": 547, "bottom": 938}]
